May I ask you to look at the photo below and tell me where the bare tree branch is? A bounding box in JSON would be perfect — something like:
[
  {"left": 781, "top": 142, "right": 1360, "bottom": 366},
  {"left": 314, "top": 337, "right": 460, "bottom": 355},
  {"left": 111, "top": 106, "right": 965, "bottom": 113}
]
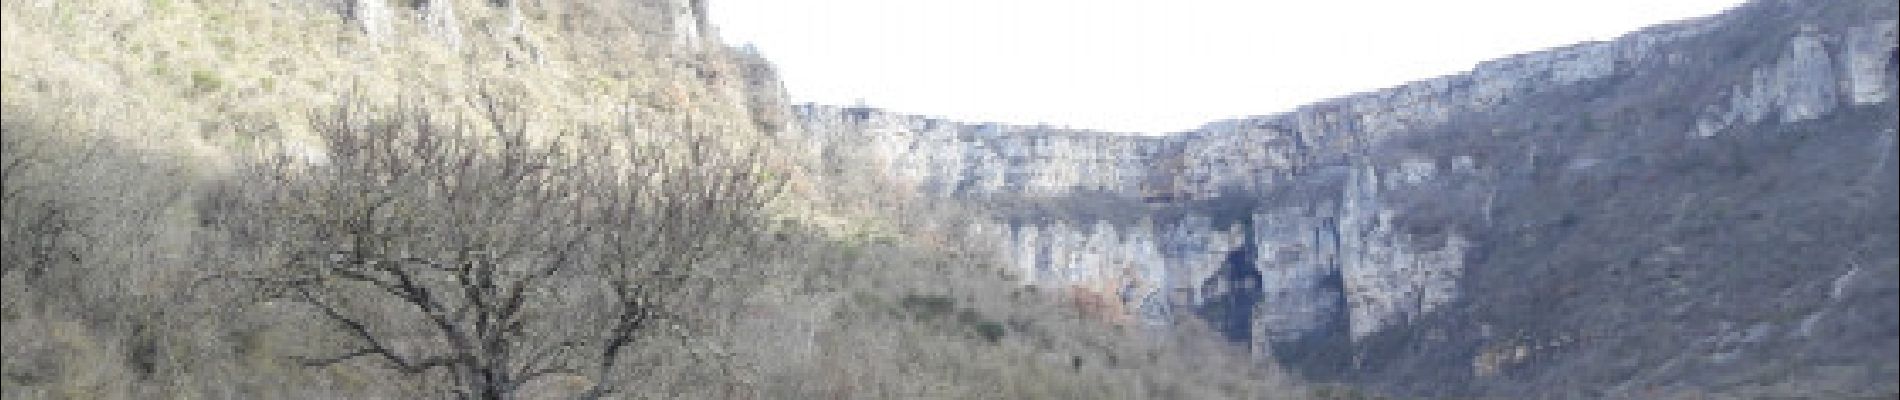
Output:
[{"left": 203, "top": 89, "right": 782, "bottom": 398}]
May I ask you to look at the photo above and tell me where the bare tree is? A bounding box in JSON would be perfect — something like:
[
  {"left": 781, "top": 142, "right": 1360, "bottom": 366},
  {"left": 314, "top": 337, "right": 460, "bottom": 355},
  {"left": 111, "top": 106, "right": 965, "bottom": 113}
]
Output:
[{"left": 201, "top": 90, "right": 782, "bottom": 399}]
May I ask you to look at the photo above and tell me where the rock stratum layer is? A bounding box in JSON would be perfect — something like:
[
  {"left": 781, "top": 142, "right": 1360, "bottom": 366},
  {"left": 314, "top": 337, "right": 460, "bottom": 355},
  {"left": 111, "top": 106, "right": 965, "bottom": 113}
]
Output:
[{"left": 790, "top": 0, "right": 1899, "bottom": 396}]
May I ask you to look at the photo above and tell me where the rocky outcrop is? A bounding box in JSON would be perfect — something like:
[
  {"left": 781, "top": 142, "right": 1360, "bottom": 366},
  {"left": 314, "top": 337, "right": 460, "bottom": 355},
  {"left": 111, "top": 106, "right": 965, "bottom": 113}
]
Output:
[
  {"left": 1697, "top": 19, "right": 1897, "bottom": 136},
  {"left": 1698, "top": 31, "right": 1841, "bottom": 136},
  {"left": 667, "top": 0, "right": 711, "bottom": 50},
  {"left": 420, "top": 0, "right": 463, "bottom": 50},
  {"left": 982, "top": 217, "right": 1249, "bottom": 323},
  {"left": 1248, "top": 201, "right": 1349, "bottom": 365},
  {"left": 1334, "top": 164, "right": 1471, "bottom": 340},
  {"left": 1843, "top": 21, "right": 1898, "bottom": 104},
  {"left": 343, "top": 0, "right": 394, "bottom": 44}
]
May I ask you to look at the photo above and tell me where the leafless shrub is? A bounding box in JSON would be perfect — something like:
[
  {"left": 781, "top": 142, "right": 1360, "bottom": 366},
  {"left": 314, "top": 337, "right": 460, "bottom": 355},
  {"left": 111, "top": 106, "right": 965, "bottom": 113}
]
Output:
[
  {"left": 0, "top": 115, "right": 88, "bottom": 282},
  {"left": 1, "top": 105, "right": 189, "bottom": 305}
]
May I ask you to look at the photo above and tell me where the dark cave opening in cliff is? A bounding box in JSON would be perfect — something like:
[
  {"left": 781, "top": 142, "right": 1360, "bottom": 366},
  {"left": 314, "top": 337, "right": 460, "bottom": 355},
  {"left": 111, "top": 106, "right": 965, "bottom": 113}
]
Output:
[{"left": 1198, "top": 244, "right": 1263, "bottom": 345}]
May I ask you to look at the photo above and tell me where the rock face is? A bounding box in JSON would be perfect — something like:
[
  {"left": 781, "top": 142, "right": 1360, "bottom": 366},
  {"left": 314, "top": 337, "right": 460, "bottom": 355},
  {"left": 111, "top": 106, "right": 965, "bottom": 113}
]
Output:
[
  {"left": 792, "top": 108, "right": 1174, "bottom": 197},
  {"left": 793, "top": 0, "right": 1897, "bottom": 396},
  {"left": 798, "top": 2, "right": 1692, "bottom": 333},
  {"left": 987, "top": 218, "right": 1249, "bottom": 323},
  {"left": 344, "top": 0, "right": 394, "bottom": 43},
  {"left": 1844, "top": 21, "right": 1899, "bottom": 104}
]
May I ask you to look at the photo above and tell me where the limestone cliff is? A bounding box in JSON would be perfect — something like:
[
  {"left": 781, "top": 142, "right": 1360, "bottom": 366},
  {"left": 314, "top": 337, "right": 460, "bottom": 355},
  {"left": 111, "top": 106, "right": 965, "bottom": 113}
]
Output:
[{"left": 792, "top": 0, "right": 1898, "bottom": 396}]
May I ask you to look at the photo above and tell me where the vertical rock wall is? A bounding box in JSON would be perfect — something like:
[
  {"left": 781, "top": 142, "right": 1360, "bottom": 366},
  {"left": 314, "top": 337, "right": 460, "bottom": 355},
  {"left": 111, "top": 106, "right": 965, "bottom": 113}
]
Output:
[{"left": 789, "top": 1, "right": 1898, "bottom": 380}]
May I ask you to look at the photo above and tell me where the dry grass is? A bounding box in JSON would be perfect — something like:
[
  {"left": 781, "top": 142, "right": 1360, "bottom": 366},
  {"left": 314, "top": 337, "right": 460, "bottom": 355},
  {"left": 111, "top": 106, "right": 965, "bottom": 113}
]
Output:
[{"left": 1, "top": 0, "right": 764, "bottom": 163}]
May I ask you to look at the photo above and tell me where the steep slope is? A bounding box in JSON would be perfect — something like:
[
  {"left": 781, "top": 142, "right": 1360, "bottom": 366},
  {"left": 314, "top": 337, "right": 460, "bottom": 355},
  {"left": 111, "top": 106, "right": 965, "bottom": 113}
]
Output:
[
  {"left": 2, "top": 0, "right": 1302, "bottom": 398},
  {"left": 0, "top": 0, "right": 794, "bottom": 397},
  {"left": 792, "top": 0, "right": 1898, "bottom": 397}
]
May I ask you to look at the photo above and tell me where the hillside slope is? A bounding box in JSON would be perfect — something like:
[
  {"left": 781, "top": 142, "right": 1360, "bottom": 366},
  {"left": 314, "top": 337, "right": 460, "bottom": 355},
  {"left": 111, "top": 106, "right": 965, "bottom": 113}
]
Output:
[{"left": 1, "top": 0, "right": 1299, "bottom": 398}]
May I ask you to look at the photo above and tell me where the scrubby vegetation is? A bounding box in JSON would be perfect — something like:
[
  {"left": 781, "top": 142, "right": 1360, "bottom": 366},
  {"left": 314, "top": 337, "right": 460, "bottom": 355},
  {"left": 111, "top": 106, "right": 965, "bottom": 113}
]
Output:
[{"left": 1, "top": 0, "right": 1300, "bottom": 398}]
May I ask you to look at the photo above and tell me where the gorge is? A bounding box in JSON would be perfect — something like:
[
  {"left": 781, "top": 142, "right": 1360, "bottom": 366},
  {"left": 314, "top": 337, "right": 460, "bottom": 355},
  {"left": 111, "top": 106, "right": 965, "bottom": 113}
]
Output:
[
  {"left": 783, "top": 0, "right": 1899, "bottom": 395},
  {"left": 2, "top": 0, "right": 1893, "bottom": 397}
]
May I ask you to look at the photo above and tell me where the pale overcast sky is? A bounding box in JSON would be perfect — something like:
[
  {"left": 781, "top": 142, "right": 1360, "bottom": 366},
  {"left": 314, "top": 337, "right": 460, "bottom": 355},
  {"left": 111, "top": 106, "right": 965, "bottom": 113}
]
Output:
[{"left": 712, "top": 0, "right": 1746, "bottom": 133}]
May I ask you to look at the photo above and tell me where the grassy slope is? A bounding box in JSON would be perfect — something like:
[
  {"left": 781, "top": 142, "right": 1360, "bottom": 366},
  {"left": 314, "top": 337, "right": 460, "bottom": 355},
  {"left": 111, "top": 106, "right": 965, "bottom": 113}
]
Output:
[{"left": 0, "top": 0, "right": 1304, "bottom": 398}]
